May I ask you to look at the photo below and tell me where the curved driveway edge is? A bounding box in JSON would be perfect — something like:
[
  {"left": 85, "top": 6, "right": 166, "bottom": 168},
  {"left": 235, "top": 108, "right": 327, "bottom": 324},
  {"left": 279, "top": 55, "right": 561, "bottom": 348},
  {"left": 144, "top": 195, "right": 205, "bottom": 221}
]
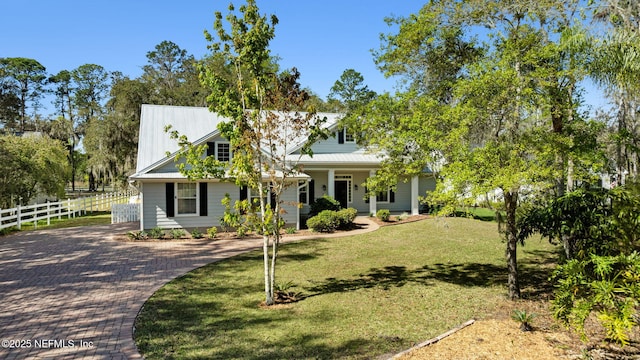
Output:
[{"left": 0, "top": 217, "right": 378, "bottom": 359}]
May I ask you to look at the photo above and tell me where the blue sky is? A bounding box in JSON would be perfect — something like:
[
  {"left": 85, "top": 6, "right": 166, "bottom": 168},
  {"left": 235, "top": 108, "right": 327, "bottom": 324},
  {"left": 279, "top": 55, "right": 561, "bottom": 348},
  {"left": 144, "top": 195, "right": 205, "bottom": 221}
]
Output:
[
  {"left": 2, "top": 1, "right": 608, "bottom": 114},
  {"left": 1, "top": 1, "right": 423, "bottom": 105}
]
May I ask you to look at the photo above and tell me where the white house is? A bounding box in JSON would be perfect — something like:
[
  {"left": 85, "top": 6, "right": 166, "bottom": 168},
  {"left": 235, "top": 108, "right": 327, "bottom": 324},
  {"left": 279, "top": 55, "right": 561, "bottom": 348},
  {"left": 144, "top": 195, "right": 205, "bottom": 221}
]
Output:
[{"left": 128, "top": 104, "right": 435, "bottom": 230}]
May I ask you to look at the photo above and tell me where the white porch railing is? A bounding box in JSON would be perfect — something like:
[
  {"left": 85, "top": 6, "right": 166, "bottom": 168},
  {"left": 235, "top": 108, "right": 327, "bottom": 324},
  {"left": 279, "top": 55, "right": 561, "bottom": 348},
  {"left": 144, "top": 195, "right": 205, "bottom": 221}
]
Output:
[{"left": 0, "top": 191, "right": 136, "bottom": 230}]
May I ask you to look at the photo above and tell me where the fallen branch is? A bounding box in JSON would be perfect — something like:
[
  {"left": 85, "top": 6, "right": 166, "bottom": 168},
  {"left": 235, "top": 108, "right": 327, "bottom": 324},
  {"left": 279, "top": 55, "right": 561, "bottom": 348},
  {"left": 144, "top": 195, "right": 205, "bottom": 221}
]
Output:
[{"left": 389, "top": 319, "right": 476, "bottom": 359}]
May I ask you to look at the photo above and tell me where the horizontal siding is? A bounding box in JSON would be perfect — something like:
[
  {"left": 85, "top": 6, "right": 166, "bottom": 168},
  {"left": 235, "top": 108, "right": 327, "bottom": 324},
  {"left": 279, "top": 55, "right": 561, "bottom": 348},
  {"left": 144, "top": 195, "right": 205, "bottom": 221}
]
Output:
[
  {"left": 151, "top": 134, "right": 230, "bottom": 174},
  {"left": 279, "top": 186, "right": 298, "bottom": 226},
  {"left": 308, "top": 131, "right": 360, "bottom": 154},
  {"left": 419, "top": 176, "right": 436, "bottom": 199},
  {"left": 349, "top": 171, "right": 371, "bottom": 213},
  {"left": 142, "top": 181, "right": 298, "bottom": 230}
]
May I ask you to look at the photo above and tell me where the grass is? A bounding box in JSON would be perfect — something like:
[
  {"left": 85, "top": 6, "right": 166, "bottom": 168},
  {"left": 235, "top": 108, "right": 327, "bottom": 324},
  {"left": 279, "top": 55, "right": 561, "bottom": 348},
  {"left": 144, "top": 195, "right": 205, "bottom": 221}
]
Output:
[
  {"left": 0, "top": 211, "right": 112, "bottom": 235},
  {"left": 135, "top": 217, "right": 559, "bottom": 360}
]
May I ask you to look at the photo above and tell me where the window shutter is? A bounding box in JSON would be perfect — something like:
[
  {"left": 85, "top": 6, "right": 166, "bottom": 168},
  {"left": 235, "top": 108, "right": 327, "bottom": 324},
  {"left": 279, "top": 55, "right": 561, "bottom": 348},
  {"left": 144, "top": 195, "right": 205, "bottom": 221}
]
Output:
[
  {"left": 338, "top": 130, "right": 344, "bottom": 144},
  {"left": 240, "top": 185, "right": 248, "bottom": 201},
  {"left": 308, "top": 180, "right": 315, "bottom": 204},
  {"left": 206, "top": 142, "right": 215, "bottom": 157},
  {"left": 270, "top": 188, "right": 276, "bottom": 210},
  {"left": 365, "top": 186, "right": 369, "bottom": 203},
  {"left": 390, "top": 189, "right": 395, "bottom": 203},
  {"left": 165, "top": 183, "right": 175, "bottom": 217},
  {"left": 199, "top": 183, "right": 208, "bottom": 216}
]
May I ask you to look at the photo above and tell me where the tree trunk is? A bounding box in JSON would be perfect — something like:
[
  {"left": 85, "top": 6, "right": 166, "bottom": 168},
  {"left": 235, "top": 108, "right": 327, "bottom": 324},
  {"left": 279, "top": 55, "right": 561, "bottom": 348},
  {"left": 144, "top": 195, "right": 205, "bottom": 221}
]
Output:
[
  {"left": 269, "top": 204, "right": 280, "bottom": 304},
  {"left": 259, "top": 182, "right": 274, "bottom": 306},
  {"left": 263, "top": 232, "right": 273, "bottom": 305},
  {"left": 504, "top": 191, "right": 520, "bottom": 300}
]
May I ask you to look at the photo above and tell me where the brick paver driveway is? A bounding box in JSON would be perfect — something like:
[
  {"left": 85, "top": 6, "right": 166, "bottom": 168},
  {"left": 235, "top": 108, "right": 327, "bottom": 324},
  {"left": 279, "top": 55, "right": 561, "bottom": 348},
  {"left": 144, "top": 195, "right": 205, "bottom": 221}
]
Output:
[
  {"left": 0, "top": 223, "right": 276, "bottom": 359},
  {"left": 0, "top": 218, "right": 378, "bottom": 359}
]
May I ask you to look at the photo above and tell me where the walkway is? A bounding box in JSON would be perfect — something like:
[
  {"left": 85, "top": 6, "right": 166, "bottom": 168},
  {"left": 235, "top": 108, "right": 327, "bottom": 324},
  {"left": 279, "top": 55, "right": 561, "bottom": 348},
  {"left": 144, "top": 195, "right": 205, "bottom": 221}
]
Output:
[{"left": 0, "top": 217, "right": 378, "bottom": 359}]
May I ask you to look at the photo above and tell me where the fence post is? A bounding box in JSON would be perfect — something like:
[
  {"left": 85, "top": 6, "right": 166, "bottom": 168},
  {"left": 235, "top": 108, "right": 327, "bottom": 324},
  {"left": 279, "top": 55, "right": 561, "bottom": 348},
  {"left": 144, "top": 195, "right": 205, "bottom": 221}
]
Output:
[
  {"left": 47, "top": 202, "right": 51, "bottom": 226},
  {"left": 17, "top": 205, "right": 21, "bottom": 230},
  {"left": 67, "top": 199, "right": 71, "bottom": 219}
]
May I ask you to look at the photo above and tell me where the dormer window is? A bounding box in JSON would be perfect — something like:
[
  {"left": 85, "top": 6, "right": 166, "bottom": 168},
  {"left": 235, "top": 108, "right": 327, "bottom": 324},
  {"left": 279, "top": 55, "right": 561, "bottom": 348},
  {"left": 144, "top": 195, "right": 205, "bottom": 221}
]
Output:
[
  {"left": 337, "top": 128, "right": 355, "bottom": 144},
  {"left": 206, "top": 141, "right": 231, "bottom": 162},
  {"left": 344, "top": 129, "right": 355, "bottom": 142},
  {"left": 216, "top": 142, "right": 230, "bottom": 162}
]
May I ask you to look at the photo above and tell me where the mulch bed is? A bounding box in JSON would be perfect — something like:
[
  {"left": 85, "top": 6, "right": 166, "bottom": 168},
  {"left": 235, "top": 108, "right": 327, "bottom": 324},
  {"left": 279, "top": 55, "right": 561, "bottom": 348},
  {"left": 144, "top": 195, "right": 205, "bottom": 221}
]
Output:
[{"left": 114, "top": 218, "right": 377, "bottom": 242}]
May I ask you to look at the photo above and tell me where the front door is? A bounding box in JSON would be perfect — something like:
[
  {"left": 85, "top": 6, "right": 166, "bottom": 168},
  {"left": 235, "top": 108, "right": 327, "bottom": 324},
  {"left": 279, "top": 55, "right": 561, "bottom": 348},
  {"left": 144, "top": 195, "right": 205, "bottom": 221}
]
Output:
[{"left": 335, "top": 180, "right": 348, "bottom": 208}]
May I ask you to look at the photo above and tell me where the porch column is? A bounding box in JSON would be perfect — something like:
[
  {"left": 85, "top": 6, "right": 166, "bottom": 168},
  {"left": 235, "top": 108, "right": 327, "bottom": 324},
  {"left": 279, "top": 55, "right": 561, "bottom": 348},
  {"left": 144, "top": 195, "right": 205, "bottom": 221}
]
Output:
[
  {"left": 327, "top": 169, "right": 335, "bottom": 198},
  {"left": 369, "top": 170, "right": 377, "bottom": 215},
  {"left": 411, "top": 175, "right": 419, "bottom": 215},
  {"left": 296, "top": 182, "right": 301, "bottom": 230}
]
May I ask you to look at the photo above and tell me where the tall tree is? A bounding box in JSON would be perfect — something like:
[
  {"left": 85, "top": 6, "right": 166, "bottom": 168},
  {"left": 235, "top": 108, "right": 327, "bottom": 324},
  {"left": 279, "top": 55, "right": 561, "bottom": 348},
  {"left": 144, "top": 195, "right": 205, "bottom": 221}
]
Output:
[
  {"left": 102, "top": 73, "right": 153, "bottom": 183},
  {"left": 48, "top": 70, "right": 81, "bottom": 191},
  {"left": 328, "top": 69, "right": 377, "bottom": 112},
  {"left": 71, "top": 64, "right": 110, "bottom": 191},
  {"left": 0, "top": 134, "right": 69, "bottom": 207},
  {"left": 365, "top": 0, "right": 601, "bottom": 299},
  {"left": 142, "top": 40, "right": 208, "bottom": 106},
  {"left": 171, "top": 0, "right": 327, "bottom": 306},
  {"left": 72, "top": 64, "right": 109, "bottom": 124},
  {"left": 590, "top": 0, "right": 640, "bottom": 183},
  {"left": 0, "top": 57, "right": 47, "bottom": 132},
  {"left": 0, "top": 80, "right": 20, "bottom": 131}
]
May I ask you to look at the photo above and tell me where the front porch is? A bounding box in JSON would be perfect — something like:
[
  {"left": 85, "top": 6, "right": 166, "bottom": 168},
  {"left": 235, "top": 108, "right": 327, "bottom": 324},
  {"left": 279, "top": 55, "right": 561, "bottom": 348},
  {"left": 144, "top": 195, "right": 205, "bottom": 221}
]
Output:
[{"left": 300, "top": 169, "right": 428, "bottom": 217}]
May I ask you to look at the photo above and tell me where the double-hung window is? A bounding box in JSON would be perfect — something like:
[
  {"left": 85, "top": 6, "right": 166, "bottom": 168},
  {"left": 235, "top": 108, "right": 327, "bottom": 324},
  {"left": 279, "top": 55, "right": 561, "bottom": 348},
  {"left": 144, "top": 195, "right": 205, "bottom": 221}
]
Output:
[
  {"left": 376, "top": 187, "right": 395, "bottom": 203},
  {"left": 177, "top": 183, "right": 198, "bottom": 215}
]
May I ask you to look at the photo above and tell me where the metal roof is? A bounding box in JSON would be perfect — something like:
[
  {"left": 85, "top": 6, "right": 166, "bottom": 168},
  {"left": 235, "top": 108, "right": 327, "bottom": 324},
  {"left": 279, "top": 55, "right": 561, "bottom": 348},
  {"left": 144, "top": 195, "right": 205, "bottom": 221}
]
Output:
[
  {"left": 296, "top": 152, "right": 383, "bottom": 165},
  {"left": 134, "top": 105, "right": 343, "bottom": 178},
  {"left": 135, "top": 105, "right": 227, "bottom": 173}
]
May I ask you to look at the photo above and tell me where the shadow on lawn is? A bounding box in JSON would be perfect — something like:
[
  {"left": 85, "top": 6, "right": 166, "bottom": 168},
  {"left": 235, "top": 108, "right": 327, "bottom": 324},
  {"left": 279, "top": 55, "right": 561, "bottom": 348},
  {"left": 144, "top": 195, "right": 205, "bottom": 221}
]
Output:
[
  {"left": 304, "top": 254, "right": 557, "bottom": 300},
  {"left": 207, "top": 333, "right": 397, "bottom": 360}
]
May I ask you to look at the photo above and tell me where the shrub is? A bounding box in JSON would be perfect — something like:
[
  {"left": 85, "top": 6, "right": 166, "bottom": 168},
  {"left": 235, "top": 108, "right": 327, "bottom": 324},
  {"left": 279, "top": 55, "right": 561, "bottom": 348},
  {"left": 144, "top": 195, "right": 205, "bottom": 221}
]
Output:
[
  {"left": 335, "top": 207, "right": 358, "bottom": 229},
  {"left": 398, "top": 212, "right": 409, "bottom": 221},
  {"left": 127, "top": 230, "right": 148, "bottom": 241},
  {"left": 170, "top": 228, "right": 186, "bottom": 239},
  {"left": 207, "top": 226, "right": 217, "bottom": 239},
  {"left": 285, "top": 227, "right": 296, "bottom": 234},
  {"left": 236, "top": 226, "right": 248, "bottom": 238},
  {"left": 306, "top": 210, "right": 340, "bottom": 232},
  {"left": 511, "top": 309, "right": 536, "bottom": 332},
  {"left": 190, "top": 228, "right": 203, "bottom": 239},
  {"left": 309, "top": 195, "right": 341, "bottom": 216},
  {"left": 376, "top": 209, "right": 390, "bottom": 222},
  {"left": 551, "top": 252, "right": 640, "bottom": 345},
  {"left": 148, "top": 227, "right": 164, "bottom": 239}
]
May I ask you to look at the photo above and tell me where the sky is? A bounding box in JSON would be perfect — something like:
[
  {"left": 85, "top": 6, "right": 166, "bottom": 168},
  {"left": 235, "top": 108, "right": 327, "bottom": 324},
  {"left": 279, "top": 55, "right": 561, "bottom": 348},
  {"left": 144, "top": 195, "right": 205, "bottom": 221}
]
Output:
[
  {"left": 2, "top": 1, "right": 609, "bottom": 115},
  {"left": 1, "top": 1, "right": 424, "bottom": 111}
]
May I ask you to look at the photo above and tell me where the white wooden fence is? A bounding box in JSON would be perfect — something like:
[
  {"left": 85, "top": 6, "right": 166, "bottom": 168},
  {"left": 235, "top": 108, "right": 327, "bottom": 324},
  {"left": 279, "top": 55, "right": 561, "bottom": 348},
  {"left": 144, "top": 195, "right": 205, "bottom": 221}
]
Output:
[
  {"left": 111, "top": 203, "right": 140, "bottom": 224},
  {"left": 0, "top": 191, "right": 137, "bottom": 230}
]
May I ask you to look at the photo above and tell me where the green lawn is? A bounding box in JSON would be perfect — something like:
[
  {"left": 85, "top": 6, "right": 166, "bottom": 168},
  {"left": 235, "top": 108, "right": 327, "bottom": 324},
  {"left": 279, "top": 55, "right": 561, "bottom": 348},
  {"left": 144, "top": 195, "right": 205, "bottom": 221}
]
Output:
[
  {"left": 135, "top": 217, "right": 558, "bottom": 360},
  {"left": 1, "top": 212, "right": 112, "bottom": 235}
]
